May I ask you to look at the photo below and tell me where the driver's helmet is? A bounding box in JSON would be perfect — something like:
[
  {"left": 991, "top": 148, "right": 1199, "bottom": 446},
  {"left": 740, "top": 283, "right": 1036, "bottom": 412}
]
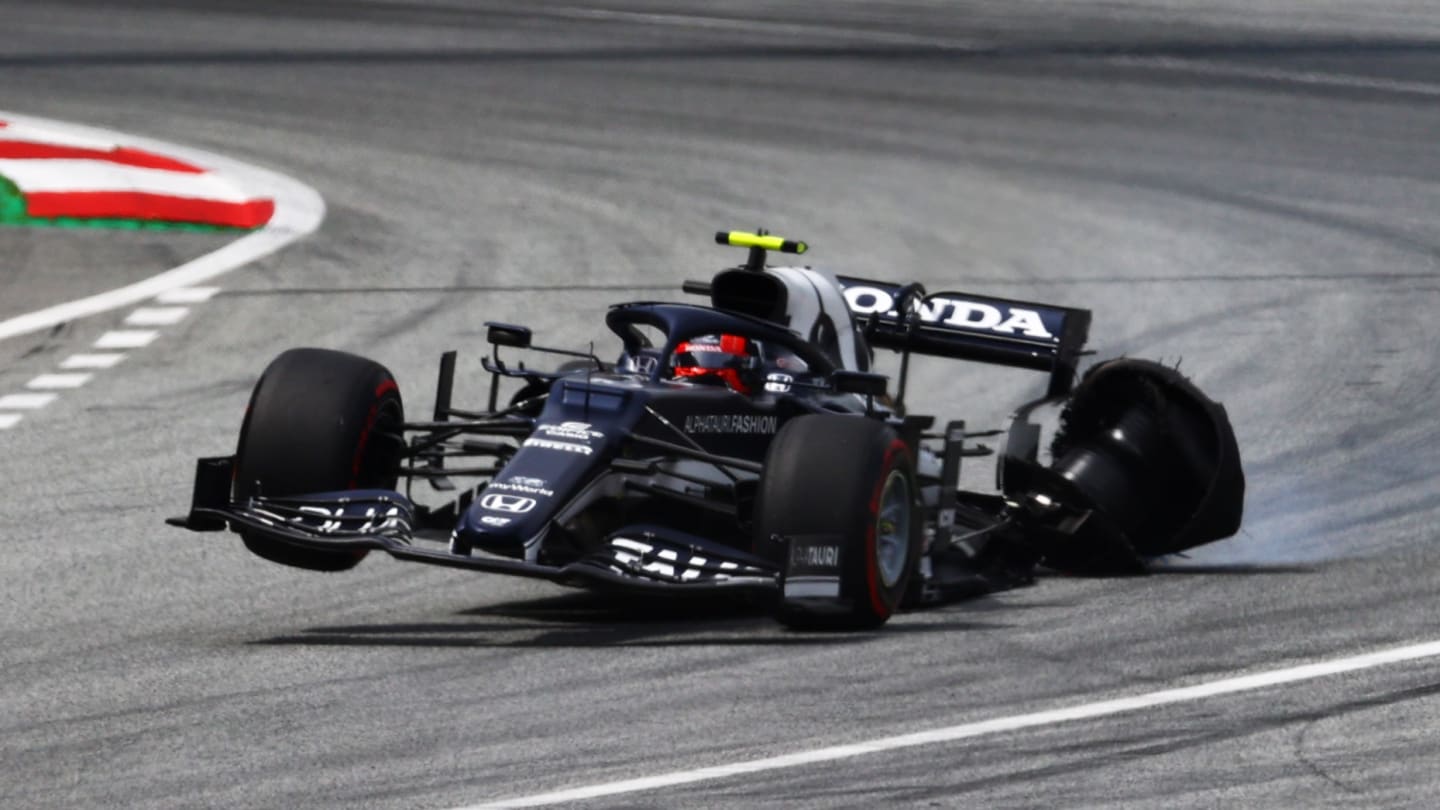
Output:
[{"left": 671, "top": 334, "right": 759, "bottom": 394}]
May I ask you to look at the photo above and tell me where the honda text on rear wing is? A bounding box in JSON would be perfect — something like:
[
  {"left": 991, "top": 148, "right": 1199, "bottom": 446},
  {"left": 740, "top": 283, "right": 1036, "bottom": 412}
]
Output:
[{"left": 836, "top": 278, "right": 1091, "bottom": 398}]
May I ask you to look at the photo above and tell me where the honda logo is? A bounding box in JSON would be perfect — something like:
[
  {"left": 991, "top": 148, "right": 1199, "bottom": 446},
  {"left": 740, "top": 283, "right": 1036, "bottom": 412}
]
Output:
[{"left": 480, "top": 493, "right": 536, "bottom": 514}]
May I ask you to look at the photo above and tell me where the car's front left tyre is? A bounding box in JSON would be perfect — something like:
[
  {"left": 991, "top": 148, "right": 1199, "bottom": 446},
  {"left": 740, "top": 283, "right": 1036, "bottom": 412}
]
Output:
[{"left": 757, "top": 414, "right": 921, "bottom": 631}]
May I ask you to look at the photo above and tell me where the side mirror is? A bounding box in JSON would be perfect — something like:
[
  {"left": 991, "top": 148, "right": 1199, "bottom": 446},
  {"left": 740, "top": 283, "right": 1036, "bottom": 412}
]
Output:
[
  {"left": 485, "top": 322, "right": 532, "bottom": 349},
  {"left": 831, "top": 370, "right": 888, "bottom": 397}
]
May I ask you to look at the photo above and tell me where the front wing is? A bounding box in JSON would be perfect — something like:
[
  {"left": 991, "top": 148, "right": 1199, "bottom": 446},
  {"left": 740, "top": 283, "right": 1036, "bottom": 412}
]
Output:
[{"left": 167, "top": 457, "right": 781, "bottom": 595}]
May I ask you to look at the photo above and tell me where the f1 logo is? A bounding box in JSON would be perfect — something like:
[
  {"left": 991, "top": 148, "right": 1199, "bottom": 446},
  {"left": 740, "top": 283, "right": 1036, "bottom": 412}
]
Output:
[{"left": 480, "top": 493, "right": 536, "bottom": 514}]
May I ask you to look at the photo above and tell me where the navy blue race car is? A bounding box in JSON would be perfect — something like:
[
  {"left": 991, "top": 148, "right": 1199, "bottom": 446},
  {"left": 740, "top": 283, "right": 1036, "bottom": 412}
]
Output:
[{"left": 169, "top": 231, "right": 1244, "bottom": 630}]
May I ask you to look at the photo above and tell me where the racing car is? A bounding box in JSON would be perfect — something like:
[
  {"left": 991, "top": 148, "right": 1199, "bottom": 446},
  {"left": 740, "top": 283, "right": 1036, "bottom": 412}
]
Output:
[{"left": 168, "top": 230, "right": 1244, "bottom": 630}]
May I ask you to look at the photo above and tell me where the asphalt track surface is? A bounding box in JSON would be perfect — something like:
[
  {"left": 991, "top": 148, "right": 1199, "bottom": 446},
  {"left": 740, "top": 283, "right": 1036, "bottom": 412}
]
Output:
[{"left": 3, "top": 1, "right": 1440, "bottom": 807}]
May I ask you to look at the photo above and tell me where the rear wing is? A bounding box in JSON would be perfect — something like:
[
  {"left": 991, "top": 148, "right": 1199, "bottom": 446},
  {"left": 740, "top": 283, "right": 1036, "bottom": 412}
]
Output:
[{"left": 838, "top": 277, "right": 1091, "bottom": 398}]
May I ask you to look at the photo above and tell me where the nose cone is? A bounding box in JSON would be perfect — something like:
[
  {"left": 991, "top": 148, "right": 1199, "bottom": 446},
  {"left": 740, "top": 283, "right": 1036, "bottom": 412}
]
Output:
[
  {"left": 453, "top": 419, "right": 619, "bottom": 558},
  {"left": 455, "top": 481, "right": 555, "bottom": 557}
]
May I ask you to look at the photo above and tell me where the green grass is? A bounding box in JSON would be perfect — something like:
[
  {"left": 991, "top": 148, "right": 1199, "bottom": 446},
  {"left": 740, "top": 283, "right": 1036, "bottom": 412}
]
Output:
[{"left": 0, "top": 176, "right": 25, "bottom": 221}]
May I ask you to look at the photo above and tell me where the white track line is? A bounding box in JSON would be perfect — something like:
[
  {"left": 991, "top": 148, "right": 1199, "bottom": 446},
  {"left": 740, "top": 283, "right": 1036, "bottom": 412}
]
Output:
[
  {"left": 155, "top": 286, "right": 220, "bottom": 304},
  {"left": 0, "top": 393, "right": 58, "bottom": 410},
  {"left": 5, "top": 291, "right": 218, "bottom": 429},
  {"left": 94, "top": 330, "right": 158, "bottom": 349},
  {"left": 125, "top": 307, "right": 189, "bottom": 326},
  {"left": 27, "top": 373, "right": 92, "bottom": 389},
  {"left": 61, "top": 353, "right": 125, "bottom": 369},
  {"left": 0, "top": 111, "right": 324, "bottom": 344},
  {"left": 460, "top": 638, "right": 1440, "bottom": 809}
]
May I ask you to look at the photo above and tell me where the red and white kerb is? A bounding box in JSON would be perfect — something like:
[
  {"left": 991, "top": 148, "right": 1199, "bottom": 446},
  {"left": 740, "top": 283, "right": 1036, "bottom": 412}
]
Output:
[{"left": 0, "top": 118, "right": 274, "bottom": 228}]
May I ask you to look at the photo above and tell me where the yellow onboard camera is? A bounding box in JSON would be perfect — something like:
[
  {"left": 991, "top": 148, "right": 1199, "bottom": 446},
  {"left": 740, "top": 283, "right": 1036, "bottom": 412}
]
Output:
[{"left": 715, "top": 230, "right": 807, "bottom": 272}]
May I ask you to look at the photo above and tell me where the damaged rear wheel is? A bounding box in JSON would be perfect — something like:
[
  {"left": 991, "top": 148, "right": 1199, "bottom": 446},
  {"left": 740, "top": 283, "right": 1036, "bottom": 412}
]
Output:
[{"left": 1012, "top": 358, "right": 1244, "bottom": 573}]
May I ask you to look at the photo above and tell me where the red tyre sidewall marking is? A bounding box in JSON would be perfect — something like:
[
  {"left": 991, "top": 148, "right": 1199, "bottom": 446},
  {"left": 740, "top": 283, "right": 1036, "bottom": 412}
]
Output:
[
  {"left": 350, "top": 379, "right": 400, "bottom": 488},
  {"left": 864, "top": 438, "right": 911, "bottom": 618}
]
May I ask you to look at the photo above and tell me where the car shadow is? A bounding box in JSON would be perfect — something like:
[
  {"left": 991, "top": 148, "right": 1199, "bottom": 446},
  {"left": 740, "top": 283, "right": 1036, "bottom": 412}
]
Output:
[{"left": 253, "top": 591, "right": 1002, "bottom": 648}]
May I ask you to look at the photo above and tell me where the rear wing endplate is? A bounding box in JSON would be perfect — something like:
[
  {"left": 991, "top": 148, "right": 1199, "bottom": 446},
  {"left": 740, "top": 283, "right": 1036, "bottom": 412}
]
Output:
[{"left": 838, "top": 277, "right": 1091, "bottom": 397}]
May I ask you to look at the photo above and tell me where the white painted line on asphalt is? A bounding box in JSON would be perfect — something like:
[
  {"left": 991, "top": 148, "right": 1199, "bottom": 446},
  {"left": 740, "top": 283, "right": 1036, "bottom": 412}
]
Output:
[
  {"left": 61, "top": 353, "right": 126, "bottom": 369},
  {"left": 0, "top": 414, "right": 21, "bottom": 429},
  {"left": 155, "top": 286, "right": 220, "bottom": 304},
  {"left": 94, "top": 330, "right": 158, "bottom": 349},
  {"left": 27, "top": 373, "right": 92, "bottom": 389},
  {"left": 125, "top": 306, "right": 189, "bottom": 326},
  {"left": 0, "top": 393, "right": 58, "bottom": 410},
  {"left": 460, "top": 639, "right": 1440, "bottom": 809},
  {"left": 0, "top": 111, "right": 324, "bottom": 344}
]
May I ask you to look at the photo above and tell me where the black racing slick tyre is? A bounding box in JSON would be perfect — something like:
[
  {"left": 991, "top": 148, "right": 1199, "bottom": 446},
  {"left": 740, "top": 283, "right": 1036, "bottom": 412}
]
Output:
[
  {"left": 757, "top": 415, "right": 921, "bottom": 631},
  {"left": 233, "top": 348, "right": 404, "bottom": 572}
]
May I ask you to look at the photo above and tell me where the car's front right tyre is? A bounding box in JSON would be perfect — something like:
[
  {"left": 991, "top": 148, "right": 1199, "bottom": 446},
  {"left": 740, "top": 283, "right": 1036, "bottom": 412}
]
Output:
[{"left": 233, "top": 348, "right": 405, "bottom": 572}]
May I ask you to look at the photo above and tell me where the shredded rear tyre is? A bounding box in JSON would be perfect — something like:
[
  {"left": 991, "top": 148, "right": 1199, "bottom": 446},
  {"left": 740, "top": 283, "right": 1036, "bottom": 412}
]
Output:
[{"left": 1025, "top": 358, "right": 1244, "bottom": 572}]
